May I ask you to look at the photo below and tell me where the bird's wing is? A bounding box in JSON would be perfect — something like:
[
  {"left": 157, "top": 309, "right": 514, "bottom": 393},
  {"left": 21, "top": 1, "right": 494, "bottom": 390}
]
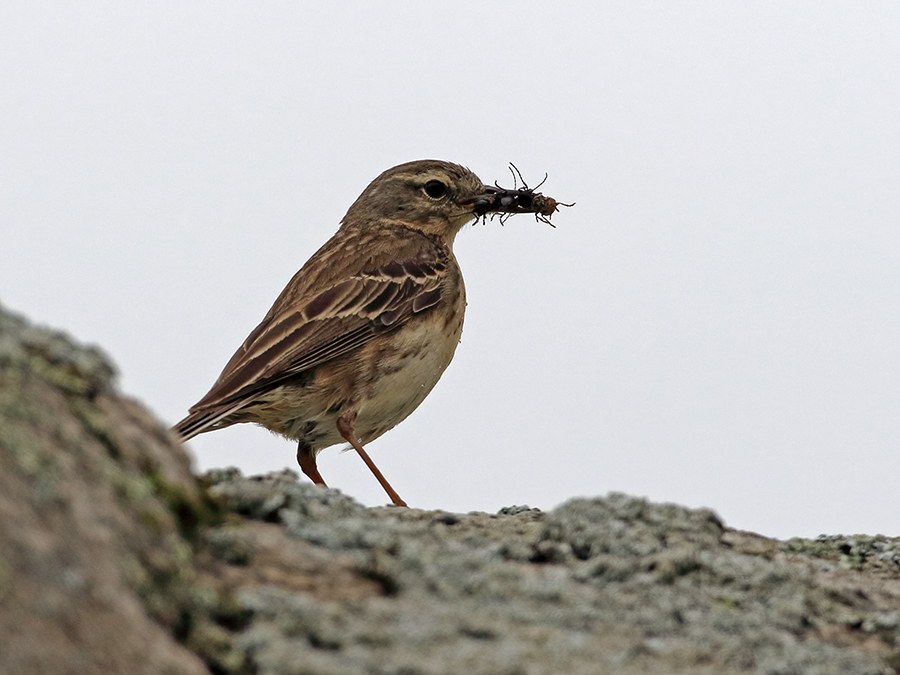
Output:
[{"left": 173, "top": 258, "right": 447, "bottom": 439}]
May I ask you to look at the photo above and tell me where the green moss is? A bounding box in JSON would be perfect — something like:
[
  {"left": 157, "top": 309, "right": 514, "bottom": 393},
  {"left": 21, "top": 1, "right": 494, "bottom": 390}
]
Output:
[
  {"left": 134, "top": 544, "right": 198, "bottom": 628},
  {"left": 187, "top": 619, "right": 252, "bottom": 674},
  {"left": 105, "top": 461, "right": 155, "bottom": 504},
  {"left": 143, "top": 466, "right": 224, "bottom": 542},
  {"left": 11, "top": 321, "right": 116, "bottom": 397},
  {"left": 784, "top": 537, "right": 838, "bottom": 559},
  {"left": 69, "top": 397, "right": 121, "bottom": 459},
  {"left": 0, "top": 386, "right": 66, "bottom": 505},
  {"left": 27, "top": 354, "right": 97, "bottom": 396},
  {"left": 204, "top": 528, "right": 253, "bottom": 566},
  {"left": 5, "top": 427, "right": 58, "bottom": 478}
]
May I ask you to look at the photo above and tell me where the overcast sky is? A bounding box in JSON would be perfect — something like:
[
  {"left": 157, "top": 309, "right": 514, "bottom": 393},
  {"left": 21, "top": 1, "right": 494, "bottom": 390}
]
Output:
[{"left": 2, "top": 3, "right": 899, "bottom": 539}]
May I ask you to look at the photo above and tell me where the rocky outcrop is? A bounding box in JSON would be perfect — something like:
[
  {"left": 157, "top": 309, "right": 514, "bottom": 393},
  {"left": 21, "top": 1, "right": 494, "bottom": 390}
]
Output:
[
  {"left": 2, "top": 303, "right": 899, "bottom": 675},
  {"left": 0, "top": 304, "right": 221, "bottom": 674}
]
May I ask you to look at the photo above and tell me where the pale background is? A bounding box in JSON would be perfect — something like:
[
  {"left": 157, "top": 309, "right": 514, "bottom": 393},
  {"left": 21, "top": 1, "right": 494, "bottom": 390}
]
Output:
[{"left": 2, "top": 3, "right": 898, "bottom": 539}]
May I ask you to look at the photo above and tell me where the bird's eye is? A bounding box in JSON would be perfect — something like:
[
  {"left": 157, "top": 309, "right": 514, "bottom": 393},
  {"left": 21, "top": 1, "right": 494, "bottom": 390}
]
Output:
[{"left": 423, "top": 180, "right": 447, "bottom": 199}]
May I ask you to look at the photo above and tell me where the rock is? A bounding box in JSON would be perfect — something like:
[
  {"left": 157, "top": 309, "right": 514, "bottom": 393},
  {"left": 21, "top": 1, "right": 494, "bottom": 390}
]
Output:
[
  {"left": 2, "top": 301, "right": 899, "bottom": 675},
  {"left": 0, "top": 303, "right": 220, "bottom": 674}
]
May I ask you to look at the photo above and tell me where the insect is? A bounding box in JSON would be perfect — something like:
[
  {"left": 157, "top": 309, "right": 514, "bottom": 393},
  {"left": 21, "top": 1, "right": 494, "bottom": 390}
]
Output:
[{"left": 472, "top": 163, "right": 574, "bottom": 227}]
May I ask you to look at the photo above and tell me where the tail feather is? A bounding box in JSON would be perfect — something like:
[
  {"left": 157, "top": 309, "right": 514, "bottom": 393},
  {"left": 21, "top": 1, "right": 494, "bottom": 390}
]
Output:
[{"left": 172, "top": 405, "right": 241, "bottom": 442}]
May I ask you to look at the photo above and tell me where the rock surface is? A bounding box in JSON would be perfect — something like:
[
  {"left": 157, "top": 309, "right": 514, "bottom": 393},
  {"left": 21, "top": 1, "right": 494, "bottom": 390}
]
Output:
[{"left": 2, "top": 302, "right": 899, "bottom": 675}]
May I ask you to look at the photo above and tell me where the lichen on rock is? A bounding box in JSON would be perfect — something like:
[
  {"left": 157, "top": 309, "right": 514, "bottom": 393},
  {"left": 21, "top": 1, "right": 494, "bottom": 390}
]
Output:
[{"left": 3, "top": 301, "right": 900, "bottom": 675}]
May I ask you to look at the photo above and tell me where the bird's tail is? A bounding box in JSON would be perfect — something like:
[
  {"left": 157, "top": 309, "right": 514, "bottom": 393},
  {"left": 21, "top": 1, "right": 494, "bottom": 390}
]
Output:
[{"left": 171, "top": 406, "right": 239, "bottom": 442}]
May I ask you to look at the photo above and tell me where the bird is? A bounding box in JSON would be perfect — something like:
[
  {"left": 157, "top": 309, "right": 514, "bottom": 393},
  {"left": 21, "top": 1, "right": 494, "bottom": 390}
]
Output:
[{"left": 174, "top": 159, "right": 541, "bottom": 506}]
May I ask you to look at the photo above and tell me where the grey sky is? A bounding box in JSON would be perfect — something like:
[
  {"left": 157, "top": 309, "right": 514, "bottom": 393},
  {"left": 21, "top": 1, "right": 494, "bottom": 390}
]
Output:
[{"left": 2, "top": 3, "right": 898, "bottom": 538}]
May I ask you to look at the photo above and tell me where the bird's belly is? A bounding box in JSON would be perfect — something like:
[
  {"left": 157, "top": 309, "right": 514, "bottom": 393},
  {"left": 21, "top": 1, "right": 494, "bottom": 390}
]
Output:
[
  {"left": 240, "top": 306, "right": 464, "bottom": 451},
  {"left": 354, "top": 315, "right": 462, "bottom": 444}
]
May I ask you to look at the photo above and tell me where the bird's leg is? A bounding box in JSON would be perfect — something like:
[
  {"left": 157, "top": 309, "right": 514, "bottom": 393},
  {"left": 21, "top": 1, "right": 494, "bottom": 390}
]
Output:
[
  {"left": 297, "top": 441, "right": 327, "bottom": 486},
  {"left": 336, "top": 413, "right": 407, "bottom": 507}
]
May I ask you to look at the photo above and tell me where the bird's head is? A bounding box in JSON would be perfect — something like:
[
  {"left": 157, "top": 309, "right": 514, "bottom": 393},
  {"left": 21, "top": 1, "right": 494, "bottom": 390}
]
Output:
[{"left": 340, "top": 160, "right": 503, "bottom": 242}]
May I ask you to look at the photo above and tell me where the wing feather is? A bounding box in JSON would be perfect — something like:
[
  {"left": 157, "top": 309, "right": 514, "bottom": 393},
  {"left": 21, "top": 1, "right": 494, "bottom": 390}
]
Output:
[{"left": 179, "top": 257, "right": 448, "bottom": 433}]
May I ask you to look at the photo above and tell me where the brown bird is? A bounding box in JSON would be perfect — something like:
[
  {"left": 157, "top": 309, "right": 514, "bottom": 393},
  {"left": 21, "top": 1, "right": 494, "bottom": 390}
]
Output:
[{"left": 174, "top": 159, "right": 553, "bottom": 506}]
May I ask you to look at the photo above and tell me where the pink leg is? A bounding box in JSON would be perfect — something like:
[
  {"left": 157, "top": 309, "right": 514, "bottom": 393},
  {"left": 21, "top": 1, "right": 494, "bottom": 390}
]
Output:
[
  {"left": 297, "top": 442, "right": 327, "bottom": 486},
  {"left": 336, "top": 413, "right": 407, "bottom": 507}
]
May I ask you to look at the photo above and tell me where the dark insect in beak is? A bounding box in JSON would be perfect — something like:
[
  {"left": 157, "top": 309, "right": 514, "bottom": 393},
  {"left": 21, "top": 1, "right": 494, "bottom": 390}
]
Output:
[{"left": 470, "top": 163, "right": 574, "bottom": 227}]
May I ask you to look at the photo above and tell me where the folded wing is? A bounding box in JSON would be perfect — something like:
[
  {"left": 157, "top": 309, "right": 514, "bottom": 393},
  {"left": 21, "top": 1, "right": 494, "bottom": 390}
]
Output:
[{"left": 173, "top": 258, "right": 446, "bottom": 440}]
